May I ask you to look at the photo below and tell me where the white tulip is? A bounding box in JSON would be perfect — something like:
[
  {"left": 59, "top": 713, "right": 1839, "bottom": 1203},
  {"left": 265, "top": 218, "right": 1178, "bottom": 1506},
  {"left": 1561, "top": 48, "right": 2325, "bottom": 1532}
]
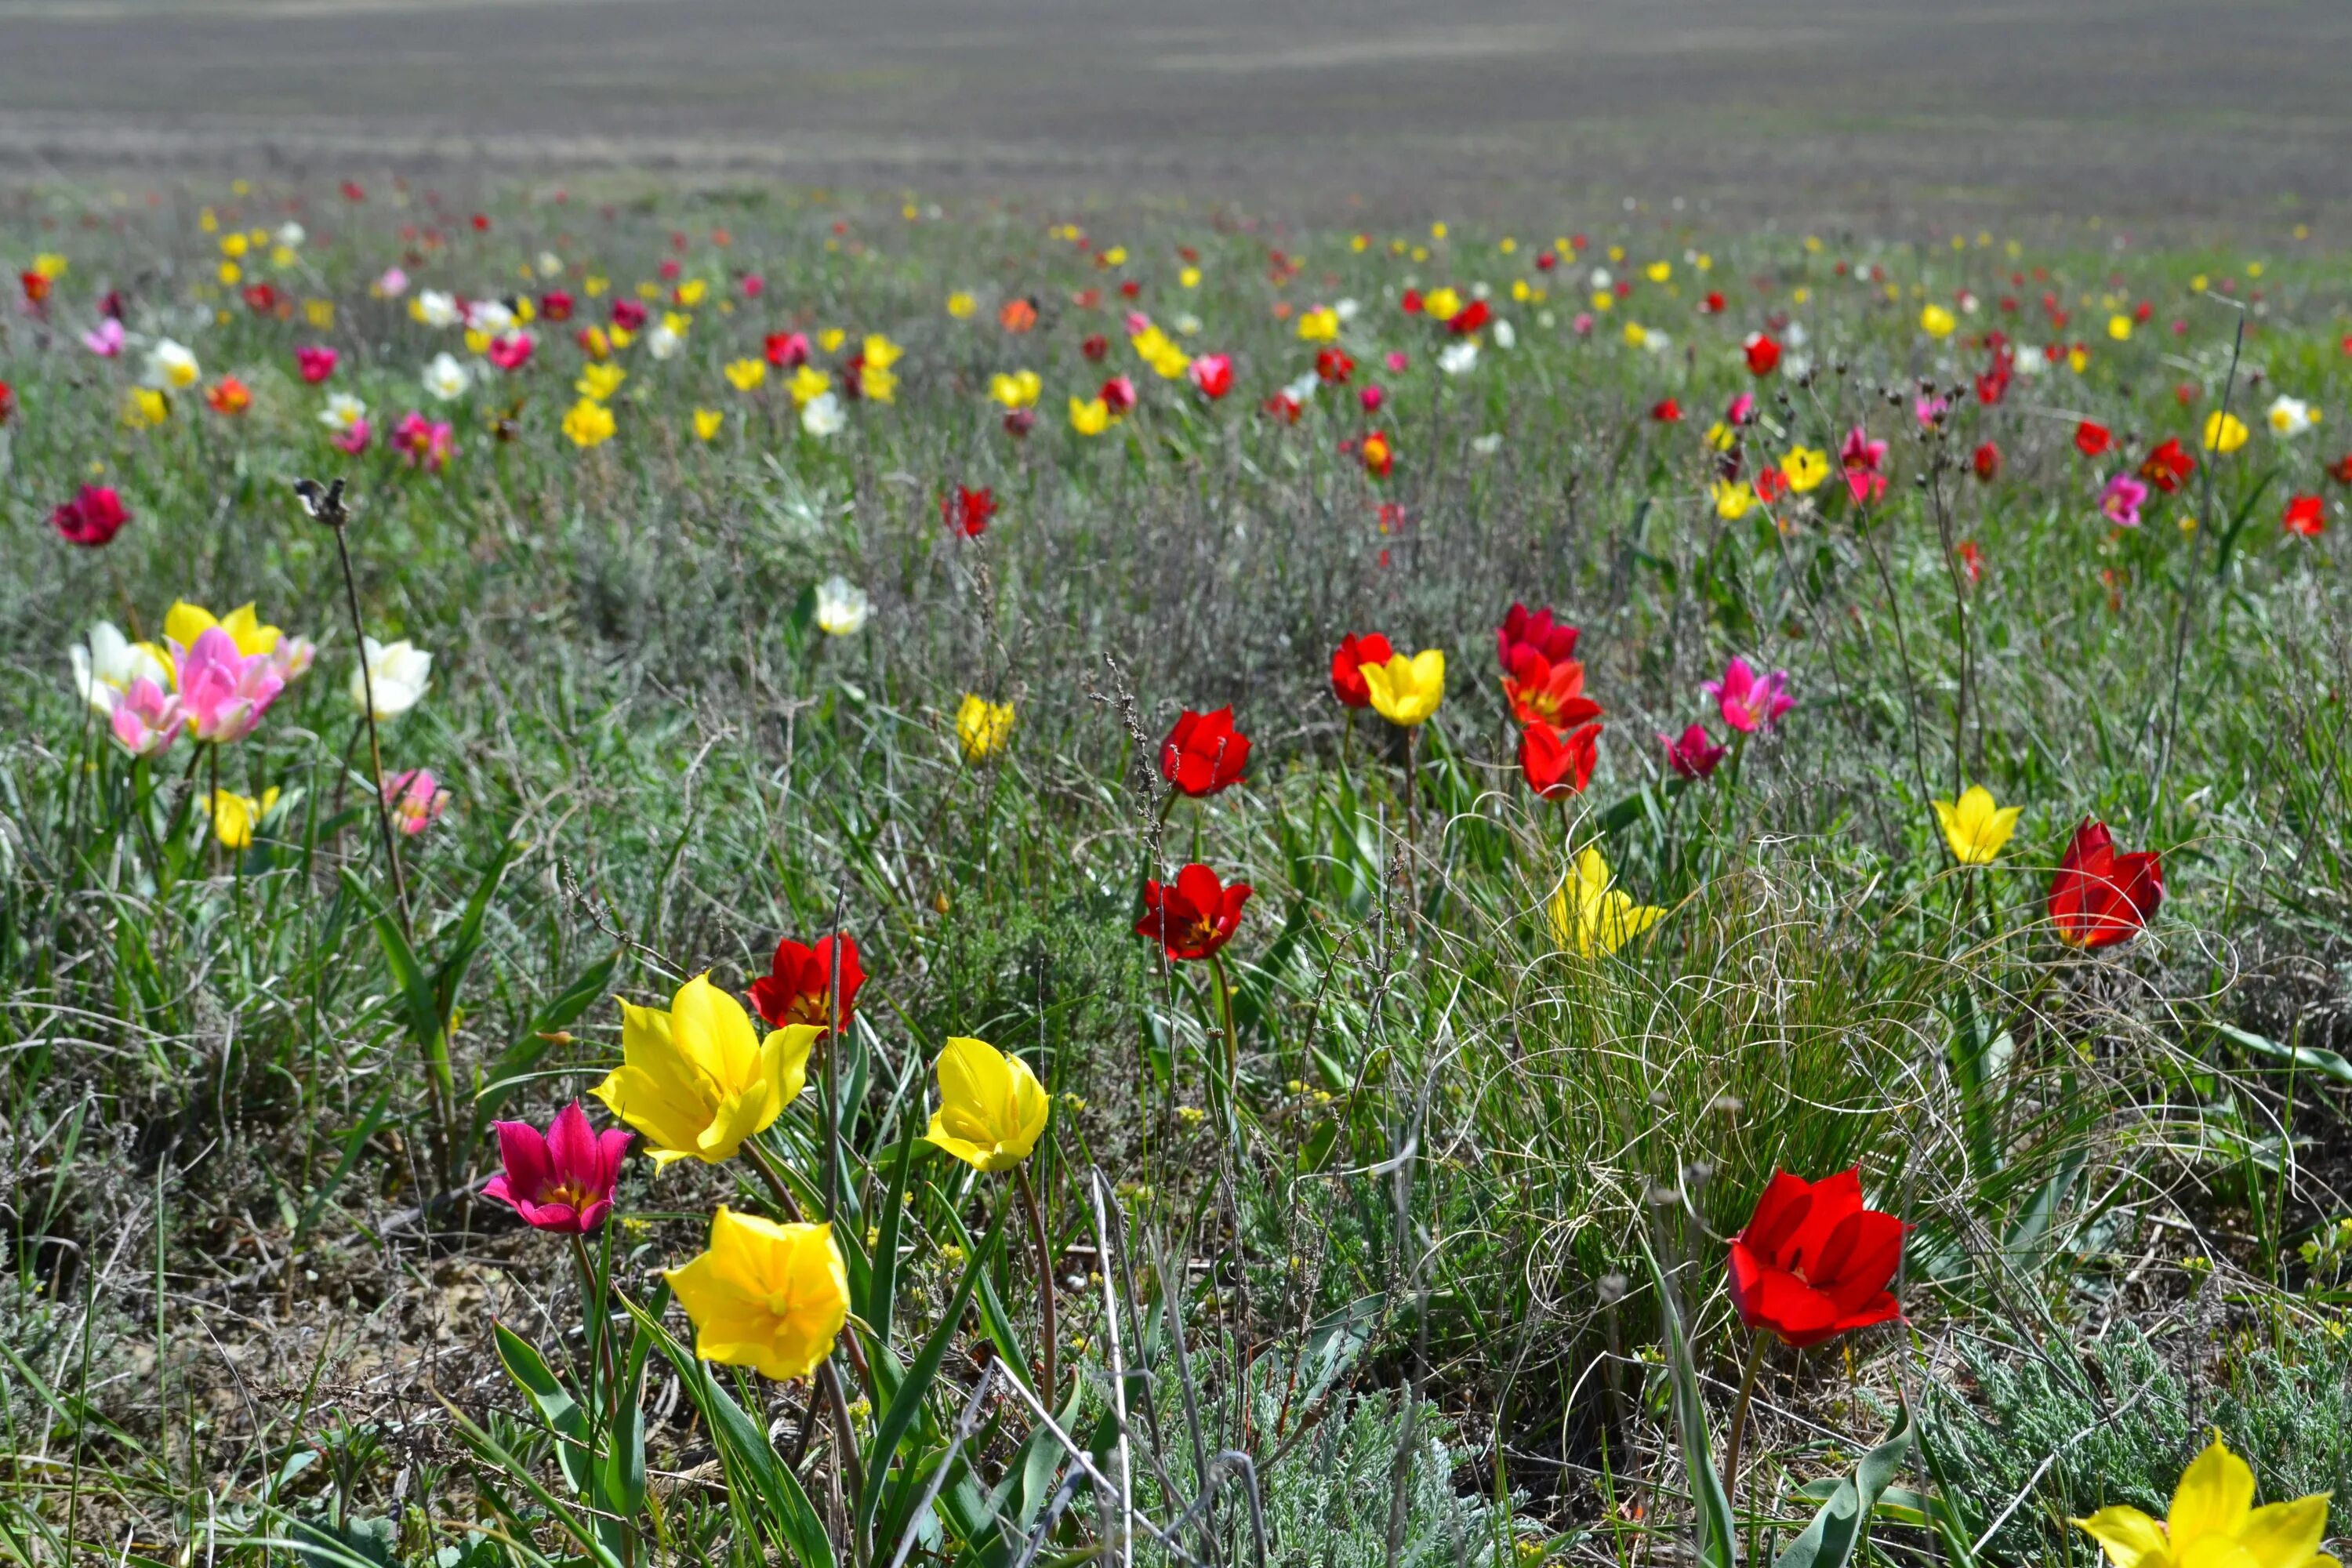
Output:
[
  {"left": 71, "top": 621, "right": 168, "bottom": 713},
  {"left": 1439, "top": 341, "right": 1479, "bottom": 376},
  {"left": 143, "top": 339, "right": 200, "bottom": 390},
  {"left": 422, "top": 352, "right": 471, "bottom": 401},
  {"left": 645, "top": 322, "right": 682, "bottom": 361},
  {"left": 350, "top": 636, "right": 432, "bottom": 720},
  {"left": 274, "top": 221, "right": 307, "bottom": 250},
  {"left": 815, "top": 575, "right": 871, "bottom": 636},
  {"left": 414, "top": 289, "right": 460, "bottom": 328},
  {"left": 800, "top": 391, "right": 845, "bottom": 437},
  {"left": 319, "top": 392, "right": 368, "bottom": 432},
  {"left": 1493, "top": 318, "right": 1517, "bottom": 350},
  {"left": 2268, "top": 396, "right": 2317, "bottom": 437}
]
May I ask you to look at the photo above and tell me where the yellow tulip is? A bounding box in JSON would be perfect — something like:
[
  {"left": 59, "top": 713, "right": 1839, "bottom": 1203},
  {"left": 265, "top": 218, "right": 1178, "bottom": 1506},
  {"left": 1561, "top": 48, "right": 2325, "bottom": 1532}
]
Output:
[
  {"left": 786, "top": 365, "right": 831, "bottom": 408},
  {"left": 1713, "top": 480, "right": 1756, "bottom": 521},
  {"left": 859, "top": 363, "right": 898, "bottom": 404},
  {"left": 575, "top": 364, "right": 627, "bottom": 402},
  {"left": 1422, "top": 287, "right": 1462, "bottom": 321},
  {"left": 2107, "top": 314, "right": 2132, "bottom": 341},
  {"left": 1919, "top": 303, "right": 1957, "bottom": 338},
  {"left": 2202, "top": 411, "right": 2249, "bottom": 453},
  {"left": 1783, "top": 448, "right": 1831, "bottom": 493},
  {"left": 1069, "top": 396, "right": 1111, "bottom": 435},
  {"left": 862, "top": 334, "right": 903, "bottom": 371},
  {"left": 1361, "top": 650, "right": 1445, "bottom": 728},
  {"left": 1932, "top": 785, "right": 2021, "bottom": 866},
  {"left": 946, "top": 291, "right": 977, "bottom": 318},
  {"left": 692, "top": 408, "right": 724, "bottom": 441},
  {"left": 924, "top": 1036, "right": 1050, "bottom": 1173},
  {"left": 207, "top": 786, "right": 280, "bottom": 849},
  {"left": 989, "top": 370, "right": 1041, "bottom": 409},
  {"left": 1548, "top": 848, "right": 1664, "bottom": 958},
  {"left": 1294, "top": 307, "right": 1339, "bottom": 343},
  {"left": 1646, "top": 260, "right": 1671, "bottom": 283},
  {"left": 2076, "top": 1434, "right": 2334, "bottom": 1568},
  {"left": 124, "top": 387, "right": 169, "bottom": 428},
  {"left": 563, "top": 398, "right": 615, "bottom": 448},
  {"left": 665, "top": 1208, "right": 849, "bottom": 1381},
  {"left": 956, "top": 694, "right": 1014, "bottom": 760},
  {"left": 591, "top": 974, "right": 819, "bottom": 1168},
  {"left": 724, "top": 359, "right": 767, "bottom": 393},
  {"left": 818, "top": 327, "right": 846, "bottom": 354},
  {"left": 166, "top": 601, "right": 282, "bottom": 658}
]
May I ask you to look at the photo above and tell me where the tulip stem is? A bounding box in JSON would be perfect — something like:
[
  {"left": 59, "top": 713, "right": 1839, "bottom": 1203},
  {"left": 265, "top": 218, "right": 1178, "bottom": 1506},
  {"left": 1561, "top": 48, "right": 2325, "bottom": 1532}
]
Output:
[
  {"left": 1402, "top": 725, "right": 1418, "bottom": 848},
  {"left": 1722, "top": 1328, "right": 1769, "bottom": 1515},
  {"left": 327, "top": 514, "right": 412, "bottom": 940},
  {"left": 1016, "top": 1167, "right": 1058, "bottom": 1411}
]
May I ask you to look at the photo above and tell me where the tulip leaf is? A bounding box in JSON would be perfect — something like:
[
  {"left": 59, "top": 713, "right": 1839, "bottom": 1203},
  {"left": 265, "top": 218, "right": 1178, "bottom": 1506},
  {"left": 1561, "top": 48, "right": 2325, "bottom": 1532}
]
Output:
[
  {"left": 619, "top": 1290, "right": 836, "bottom": 1568},
  {"left": 859, "top": 1197, "right": 1007, "bottom": 1547},
  {"left": 1772, "top": 1403, "right": 1912, "bottom": 1568},
  {"left": 2215, "top": 1023, "right": 2352, "bottom": 1086},
  {"left": 492, "top": 1323, "right": 589, "bottom": 1494},
  {"left": 1635, "top": 1236, "right": 1737, "bottom": 1568}
]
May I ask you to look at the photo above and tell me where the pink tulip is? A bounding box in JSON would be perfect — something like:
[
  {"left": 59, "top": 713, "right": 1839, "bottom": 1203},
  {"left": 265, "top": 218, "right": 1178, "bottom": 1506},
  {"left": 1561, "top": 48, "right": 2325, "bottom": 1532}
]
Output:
[
  {"left": 1384, "top": 350, "right": 1410, "bottom": 372},
  {"left": 487, "top": 332, "right": 534, "bottom": 372},
  {"left": 108, "top": 677, "right": 184, "bottom": 757},
  {"left": 83, "top": 319, "right": 124, "bottom": 358},
  {"left": 332, "top": 417, "right": 372, "bottom": 456},
  {"left": 1659, "top": 722, "right": 1727, "bottom": 779},
  {"left": 2098, "top": 472, "right": 2148, "bottom": 529},
  {"left": 392, "top": 410, "right": 455, "bottom": 473},
  {"left": 1839, "top": 426, "right": 1889, "bottom": 504},
  {"left": 485, "top": 1102, "right": 630, "bottom": 1234},
  {"left": 172, "top": 626, "right": 285, "bottom": 745},
  {"left": 1726, "top": 391, "right": 1755, "bottom": 426},
  {"left": 384, "top": 768, "right": 451, "bottom": 836},
  {"left": 1704, "top": 656, "right": 1795, "bottom": 735},
  {"left": 296, "top": 345, "right": 339, "bottom": 383},
  {"left": 1359, "top": 383, "right": 1385, "bottom": 412}
]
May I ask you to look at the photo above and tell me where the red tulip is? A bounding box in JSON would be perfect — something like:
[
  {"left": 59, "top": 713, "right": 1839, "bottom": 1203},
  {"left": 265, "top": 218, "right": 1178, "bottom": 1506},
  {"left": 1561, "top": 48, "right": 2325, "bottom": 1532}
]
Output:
[
  {"left": 942, "top": 485, "right": 996, "bottom": 539},
  {"left": 2047, "top": 818, "right": 2163, "bottom": 949},
  {"left": 1100, "top": 375, "right": 1137, "bottom": 415},
  {"left": 52, "top": 485, "right": 129, "bottom": 547},
  {"left": 2138, "top": 437, "right": 2195, "bottom": 493},
  {"left": 485, "top": 1102, "right": 631, "bottom": 1235},
  {"left": 1361, "top": 430, "right": 1393, "bottom": 478},
  {"left": 1650, "top": 397, "right": 1682, "bottom": 423},
  {"left": 1727, "top": 1169, "right": 1903, "bottom": 1348},
  {"left": 2074, "top": 419, "right": 2112, "bottom": 457},
  {"left": 1447, "top": 299, "right": 1490, "bottom": 335},
  {"left": 610, "top": 298, "right": 648, "bottom": 332},
  {"left": 1501, "top": 647, "right": 1602, "bottom": 729},
  {"left": 20, "top": 270, "right": 53, "bottom": 306},
  {"left": 1400, "top": 288, "right": 1424, "bottom": 315},
  {"left": 1316, "top": 347, "right": 1354, "bottom": 384},
  {"left": 1496, "top": 602, "right": 1579, "bottom": 668},
  {"left": 1160, "top": 706, "right": 1250, "bottom": 796},
  {"left": 1331, "top": 632, "right": 1394, "bottom": 708},
  {"left": 764, "top": 331, "right": 810, "bottom": 368},
  {"left": 0, "top": 380, "right": 13, "bottom": 425},
  {"left": 1744, "top": 332, "right": 1781, "bottom": 376},
  {"left": 2284, "top": 495, "right": 2326, "bottom": 537},
  {"left": 1136, "top": 863, "right": 1251, "bottom": 962},
  {"left": 1519, "top": 720, "right": 1599, "bottom": 799},
  {"left": 1659, "top": 723, "right": 1727, "bottom": 779},
  {"left": 1973, "top": 441, "right": 2002, "bottom": 481},
  {"left": 1188, "top": 353, "right": 1233, "bottom": 401},
  {"left": 539, "top": 289, "right": 575, "bottom": 322},
  {"left": 1082, "top": 333, "right": 1109, "bottom": 361},
  {"left": 748, "top": 933, "right": 865, "bottom": 1032}
]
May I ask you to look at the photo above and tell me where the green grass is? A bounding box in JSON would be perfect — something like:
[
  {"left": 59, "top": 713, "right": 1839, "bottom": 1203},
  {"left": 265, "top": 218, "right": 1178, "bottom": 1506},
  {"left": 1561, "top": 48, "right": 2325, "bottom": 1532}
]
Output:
[{"left": 2, "top": 180, "right": 2349, "bottom": 1568}]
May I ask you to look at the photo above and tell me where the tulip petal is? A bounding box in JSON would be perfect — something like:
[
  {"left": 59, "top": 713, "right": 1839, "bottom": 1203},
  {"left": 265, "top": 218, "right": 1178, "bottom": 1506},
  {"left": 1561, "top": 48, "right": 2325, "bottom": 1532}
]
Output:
[
  {"left": 2169, "top": 1438, "right": 2256, "bottom": 1548},
  {"left": 2236, "top": 1496, "right": 2332, "bottom": 1568},
  {"left": 1742, "top": 1171, "right": 1817, "bottom": 1264},
  {"left": 1786, "top": 1168, "right": 1864, "bottom": 1275},
  {"left": 492, "top": 1120, "right": 553, "bottom": 1204},
  {"left": 2074, "top": 1506, "right": 2172, "bottom": 1568}
]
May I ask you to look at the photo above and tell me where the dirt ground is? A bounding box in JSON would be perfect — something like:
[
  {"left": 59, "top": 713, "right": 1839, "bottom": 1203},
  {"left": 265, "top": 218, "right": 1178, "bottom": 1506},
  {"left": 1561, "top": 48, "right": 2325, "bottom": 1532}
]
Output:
[{"left": 2, "top": 0, "right": 2347, "bottom": 234}]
